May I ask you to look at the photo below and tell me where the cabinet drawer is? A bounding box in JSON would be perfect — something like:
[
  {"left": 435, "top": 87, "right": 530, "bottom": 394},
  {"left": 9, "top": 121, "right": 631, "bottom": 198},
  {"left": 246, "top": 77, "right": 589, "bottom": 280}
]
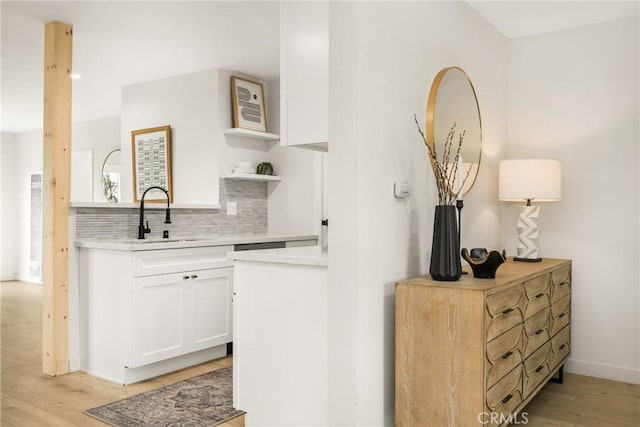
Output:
[
  {"left": 523, "top": 274, "right": 550, "bottom": 299},
  {"left": 551, "top": 266, "right": 571, "bottom": 301},
  {"left": 524, "top": 292, "right": 551, "bottom": 320},
  {"left": 486, "top": 347, "right": 522, "bottom": 390},
  {"left": 132, "top": 246, "right": 234, "bottom": 277},
  {"left": 487, "top": 285, "right": 522, "bottom": 316},
  {"left": 550, "top": 325, "right": 571, "bottom": 369},
  {"left": 551, "top": 296, "right": 571, "bottom": 336},
  {"left": 486, "top": 365, "right": 523, "bottom": 412},
  {"left": 523, "top": 307, "right": 551, "bottom": 357},
  {"left": 487, "top": 308, "right": 524, "bottom": 342},
  {"left": 487, "top": 323, "right": 523, "bottom": 362},
  {"left": 523, "top": 342, "right": 551, "bottom": 397}
]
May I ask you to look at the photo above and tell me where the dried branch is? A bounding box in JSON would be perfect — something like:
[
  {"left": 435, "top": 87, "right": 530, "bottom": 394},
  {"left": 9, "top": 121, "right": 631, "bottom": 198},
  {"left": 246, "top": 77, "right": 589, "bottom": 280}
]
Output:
[{"left": 414, "top": 114, "right": 470, "bottom": 205}]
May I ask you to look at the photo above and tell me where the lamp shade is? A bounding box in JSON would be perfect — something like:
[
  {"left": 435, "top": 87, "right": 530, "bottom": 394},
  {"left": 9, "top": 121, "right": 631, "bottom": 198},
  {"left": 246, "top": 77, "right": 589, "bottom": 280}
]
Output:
[{"left": 499, "top": 158, "right": 561, "bottom": 202}]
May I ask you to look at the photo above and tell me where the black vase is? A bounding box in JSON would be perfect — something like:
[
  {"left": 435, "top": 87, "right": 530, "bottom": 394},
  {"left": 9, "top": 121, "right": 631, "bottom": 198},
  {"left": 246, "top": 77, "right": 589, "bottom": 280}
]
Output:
[{"left": 429, "top": 205, "right": 462, "bottom": 281}]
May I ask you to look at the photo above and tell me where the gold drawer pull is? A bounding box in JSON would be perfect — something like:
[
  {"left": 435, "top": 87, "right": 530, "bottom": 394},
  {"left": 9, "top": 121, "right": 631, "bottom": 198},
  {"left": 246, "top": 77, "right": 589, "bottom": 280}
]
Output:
[
  {"left": 501, "top": 351, "right": 513, "bottom": 359},
  {"left": 559, "top": 344, "right": 566, "bottom": 350},
  {"left": 558, "top": 313, "right": 566, "bottom": 318},
  {"left": 502, "top": 307, "right": 514, "bottom": 315},
  {"left": 535, "top": 365, "right": 544, "bottom": 373},
  {"left": 501, "top": 394, "right": 513, "bottom": 404},
  {"left": 558, "top": 282, "right": 567, "bottom": 286},
  {"left": 535, "top": 329, "right": 544, "bottom": 335},
  {"left": 535, "top": 293, "right": 545, "bottom": 298}
]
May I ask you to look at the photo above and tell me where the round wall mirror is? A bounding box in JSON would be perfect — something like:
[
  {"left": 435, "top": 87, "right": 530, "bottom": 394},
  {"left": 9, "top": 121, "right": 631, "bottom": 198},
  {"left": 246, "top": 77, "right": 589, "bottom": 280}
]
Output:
[
  {"left": 426, "top": 66, "right": 482, "bottom": 195},
  {"left": 101, "top": 149, "right": 121, "bottom": 203}
]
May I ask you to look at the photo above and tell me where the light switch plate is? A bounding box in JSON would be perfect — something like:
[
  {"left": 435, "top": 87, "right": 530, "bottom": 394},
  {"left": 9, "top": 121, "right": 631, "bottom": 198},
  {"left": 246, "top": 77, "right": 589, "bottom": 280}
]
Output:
[{"left": 227, "top": 201, "right": 237, "bottom": 216}]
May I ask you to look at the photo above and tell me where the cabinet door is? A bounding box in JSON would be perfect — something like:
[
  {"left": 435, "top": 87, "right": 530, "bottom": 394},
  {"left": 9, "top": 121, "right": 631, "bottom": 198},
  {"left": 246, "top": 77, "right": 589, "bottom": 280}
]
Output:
[
  {"left": 280, "top": 1, "right": 328, "bottom": 148},
  {"left": 131, "top": 273, "right": 190, "bottom": 367},
  {"left": 188, "top": 267, "right": 233, "bottom": 352}
]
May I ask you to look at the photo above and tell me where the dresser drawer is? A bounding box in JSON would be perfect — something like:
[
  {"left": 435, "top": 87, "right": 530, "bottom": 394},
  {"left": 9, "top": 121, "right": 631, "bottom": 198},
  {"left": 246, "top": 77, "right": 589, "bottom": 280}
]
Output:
[
  {"left": 487, "top": 285, "right": 523, "bottom": 316},
  {"left": 487, "top": 324, "right": 523, "bottom": 362},
  {"left": 487, "top": 307, "right": 524, "bottom": 342},
  {"left": 523, "top": 274, "right": 550, "bottom": 299},
  {"left": 524, "top": 292, "right": 551, "bottom": 320},
  {"left": 550, "top": 325, "right": 571, "bottom": 369},
  {"left": 486, "top": 365, "right": 523, "bottom": 415},
  {"left": 551, "top": 266, "right": 571, "bottom": 302},
  {"left": 551, "top": 296, "right": 571, "bottom": 336},
  {"left": 523, "top": 307, "right": 551, "bottom": 357},
  {"left": 132, "top": 246, "right": 233, "bottom": 277},
  {"left": 523, "top": 342, "right": 551, "bottom": 397}
]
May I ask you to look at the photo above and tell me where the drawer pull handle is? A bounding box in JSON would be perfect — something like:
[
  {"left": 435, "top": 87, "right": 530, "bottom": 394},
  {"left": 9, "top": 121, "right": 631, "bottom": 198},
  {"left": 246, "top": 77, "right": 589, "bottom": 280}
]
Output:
[
  {"left": 501, "top": 394, "right": 513, "bottom": 404},
  {"left": 182, "top": 275, "right": 190, "bottom": 280},
  {"left": 535, "top": 365, "right": 544, "bottom": 373},
  {"left": 501, "top": 351, "right": 513, "bottom": 359},
  {"left": 535, "top": 329, "right": 544, "bottom": 335},
  {"left": 535, "top": 293, "right": 544, "bottom": 298},
  {"left": 558, "top": 313, "right": 566, "bottom": 318},
  {"left": 191, "top": 274, "right": 198, "bottom": 279},
  {"left": 502, "top": 308, "right": 514, "bottom": 315},
  {"left": 559, "top": 344, "right": 566, "bottom": 350}
]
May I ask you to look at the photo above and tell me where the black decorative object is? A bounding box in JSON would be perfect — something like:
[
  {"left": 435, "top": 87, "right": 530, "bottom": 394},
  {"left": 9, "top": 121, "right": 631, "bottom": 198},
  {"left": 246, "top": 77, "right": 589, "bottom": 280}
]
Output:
[
  {"left": 461, "top": 248, "right": 507, "bottom": 279},
  {"left": 429, "top": 205, "right": 462, "bottom": 281}
]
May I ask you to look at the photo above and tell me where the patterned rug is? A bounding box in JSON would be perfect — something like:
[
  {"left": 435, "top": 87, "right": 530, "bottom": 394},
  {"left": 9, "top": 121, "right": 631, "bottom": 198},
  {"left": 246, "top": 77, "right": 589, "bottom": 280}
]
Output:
[{"left": 84, "top": 367, "right": 244, "bottom": 426}]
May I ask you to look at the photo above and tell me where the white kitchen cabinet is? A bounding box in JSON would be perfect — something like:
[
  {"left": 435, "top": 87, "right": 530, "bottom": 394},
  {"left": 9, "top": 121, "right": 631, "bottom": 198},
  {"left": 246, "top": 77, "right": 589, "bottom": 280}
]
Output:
[
  {"left": 131, "top": 267, "right": 233, "bottom": 367},
  {"left": 280, "top": 1, "right": 328, "bottom": 151},
  {"left": 79, "top": 245, "right": 233, "bottom": 384}
]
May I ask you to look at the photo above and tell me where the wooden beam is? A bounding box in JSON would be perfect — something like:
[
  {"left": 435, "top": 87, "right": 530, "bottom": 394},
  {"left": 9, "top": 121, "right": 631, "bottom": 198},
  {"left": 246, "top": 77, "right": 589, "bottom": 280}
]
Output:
[{"left": 42, "top": 21, "right": 72, "bottom": 376}]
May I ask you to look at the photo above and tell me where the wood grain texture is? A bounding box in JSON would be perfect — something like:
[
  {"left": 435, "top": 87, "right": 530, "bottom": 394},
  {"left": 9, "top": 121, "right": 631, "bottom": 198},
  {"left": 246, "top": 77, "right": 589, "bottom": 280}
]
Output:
[
  {"left": 1, "top": 281, "right": 244, "bottom": 427},
  {"left": 395, "top": 283, "right": 485, "bottom": 426},
  {"left": 396, "top": 259, "right": 575, "bottom": 426},
  {"left": 42, "top": 21, "right": 73, "bottom": 376}
]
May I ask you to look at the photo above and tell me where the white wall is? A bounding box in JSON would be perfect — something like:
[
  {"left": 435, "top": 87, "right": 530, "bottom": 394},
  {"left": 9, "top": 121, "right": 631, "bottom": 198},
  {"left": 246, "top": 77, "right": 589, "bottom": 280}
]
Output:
[
  {"left": 120, "top": 69, "right": 220, "bottom": 205},
  {"left": 1, "top": 132, "right": 18, "bottom": 280},
  {"left": 72, "top": 115, "right": 120, "bottom": 202},
  {"left": 329, "top": 2, "right": 508, "bottom": 425},
  {"left": 507, "top": 16, "right": 639, "bottom": 383}
]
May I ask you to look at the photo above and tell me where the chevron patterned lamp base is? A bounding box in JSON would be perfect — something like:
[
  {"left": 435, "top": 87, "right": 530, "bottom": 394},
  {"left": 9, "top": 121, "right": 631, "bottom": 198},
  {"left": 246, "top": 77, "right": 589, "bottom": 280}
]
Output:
[{"left": 515, "top": 205, "right": 542, "bottom": 262}]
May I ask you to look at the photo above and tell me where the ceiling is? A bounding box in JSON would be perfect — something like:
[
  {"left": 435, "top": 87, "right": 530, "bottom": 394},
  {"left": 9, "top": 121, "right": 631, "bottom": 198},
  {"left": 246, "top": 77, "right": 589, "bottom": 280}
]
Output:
[
  {"left": 2, "top": 1, "right": 638, "bottom": 133},
  {"left": 468, "top": 1, "right": 639, "bottom": 39},
  {"left": 1, "top": 1, "right": 280, "bottom": 132}
]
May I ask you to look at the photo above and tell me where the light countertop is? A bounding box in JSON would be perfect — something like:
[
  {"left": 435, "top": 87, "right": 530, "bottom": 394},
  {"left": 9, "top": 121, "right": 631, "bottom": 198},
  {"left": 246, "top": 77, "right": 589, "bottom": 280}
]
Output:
[
  {"left": 75, "top": 234, "right": 318, "bottom": 251},
  {"left": 227, "top": 245, "right": 328, "bottom": 267}
]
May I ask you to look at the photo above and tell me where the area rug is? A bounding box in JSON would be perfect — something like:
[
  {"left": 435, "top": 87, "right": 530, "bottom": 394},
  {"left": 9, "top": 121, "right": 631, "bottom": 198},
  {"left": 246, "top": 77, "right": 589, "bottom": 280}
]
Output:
[{"left": 84, "top": 367, "right": 244, "bottom": 426}]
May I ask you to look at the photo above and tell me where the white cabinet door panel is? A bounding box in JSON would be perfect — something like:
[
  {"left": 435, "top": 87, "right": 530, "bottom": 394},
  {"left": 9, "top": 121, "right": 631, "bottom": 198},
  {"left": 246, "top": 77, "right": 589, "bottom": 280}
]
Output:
[
  {"left": 132, "top": 273, "right": 188, "bottom": 367},
  {"left": 191, "top": 267, "right": 233, "bottom": 351}
]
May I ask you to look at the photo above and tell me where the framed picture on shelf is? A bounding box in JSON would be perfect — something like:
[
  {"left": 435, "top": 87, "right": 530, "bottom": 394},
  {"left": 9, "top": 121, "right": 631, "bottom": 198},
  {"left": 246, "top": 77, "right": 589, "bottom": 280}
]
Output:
[
  {"left": 131, "top": 125, "right": 173, "bottom": 203},
  {"left": 231, "top": 76, "right": 267, "bottom": 132}
]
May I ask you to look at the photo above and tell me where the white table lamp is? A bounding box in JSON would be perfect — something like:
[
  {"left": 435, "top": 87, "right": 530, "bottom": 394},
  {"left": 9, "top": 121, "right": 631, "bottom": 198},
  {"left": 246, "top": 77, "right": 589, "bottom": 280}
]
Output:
[{"left": 499, "top": 159, "right": 561, "bottom": 262}]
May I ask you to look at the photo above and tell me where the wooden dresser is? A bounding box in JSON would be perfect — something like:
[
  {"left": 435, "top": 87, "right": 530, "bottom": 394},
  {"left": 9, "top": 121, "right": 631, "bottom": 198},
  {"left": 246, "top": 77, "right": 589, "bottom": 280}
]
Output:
[{"left": 395, "top": 258, "right": 571, "bottom": 426}]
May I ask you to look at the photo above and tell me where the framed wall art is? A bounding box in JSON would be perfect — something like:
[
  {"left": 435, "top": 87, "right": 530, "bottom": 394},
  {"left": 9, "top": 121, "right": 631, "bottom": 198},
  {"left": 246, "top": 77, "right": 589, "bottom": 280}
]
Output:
[
  {"left": 131, "top": 125, "right": 173, "bottom": 203},
  {"left": 231, "top": 76, "right": 267, "bottom": 132}
]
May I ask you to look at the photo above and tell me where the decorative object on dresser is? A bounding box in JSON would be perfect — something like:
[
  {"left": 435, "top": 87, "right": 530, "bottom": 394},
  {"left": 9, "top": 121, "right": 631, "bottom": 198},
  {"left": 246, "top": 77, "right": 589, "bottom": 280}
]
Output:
[
  {"left": 416, "top": 66, "right": 482, "bottom": 281},
  {"left": 231, "top": 75, "right": 267, "bottom": 132},
  {"left": 131, "top": 125, "right": 173, "bottom": 203},
  {"left": 395, "top": 258, "right": 571, "bottom": 427},
  {"left": 101, "top": 148, "right": 121, "bottom": 203},
  {"left": 499, "top": 159, "right": 562, "bottom": 262},
  {"left": 461, "top": 248, "right": 507, "bottom": 278}
]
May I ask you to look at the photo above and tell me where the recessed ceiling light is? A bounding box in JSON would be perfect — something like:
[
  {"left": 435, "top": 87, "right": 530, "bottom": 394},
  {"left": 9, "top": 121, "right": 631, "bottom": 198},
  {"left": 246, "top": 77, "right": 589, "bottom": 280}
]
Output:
[{"left": 70, "top": 74, "right": 82, "bottom": 80}]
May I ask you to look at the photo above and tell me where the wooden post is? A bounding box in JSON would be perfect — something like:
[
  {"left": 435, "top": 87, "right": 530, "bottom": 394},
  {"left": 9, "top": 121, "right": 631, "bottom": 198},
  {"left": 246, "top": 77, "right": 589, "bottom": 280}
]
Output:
[{"left": 42, "top": 21, "right": 72, "bottom": 376}]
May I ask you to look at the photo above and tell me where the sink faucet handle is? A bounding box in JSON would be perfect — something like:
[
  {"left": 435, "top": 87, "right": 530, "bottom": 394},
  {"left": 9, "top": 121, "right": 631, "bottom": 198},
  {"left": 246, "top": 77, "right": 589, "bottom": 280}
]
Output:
[{"left": 145, "top": 220, "right": 150, "bottom": 233}]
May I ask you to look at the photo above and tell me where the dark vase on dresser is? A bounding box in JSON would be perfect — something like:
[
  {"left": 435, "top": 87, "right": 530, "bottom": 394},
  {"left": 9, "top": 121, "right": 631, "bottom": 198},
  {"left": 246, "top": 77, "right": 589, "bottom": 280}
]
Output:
[{"left": 429, "top": 205, "right": 462, "bottom": 281}]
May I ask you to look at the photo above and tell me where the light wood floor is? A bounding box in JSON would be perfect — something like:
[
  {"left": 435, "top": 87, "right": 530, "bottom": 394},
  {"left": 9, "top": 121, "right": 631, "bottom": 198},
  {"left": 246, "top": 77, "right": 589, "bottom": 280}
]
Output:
[
  {"left": 2, "top": 280, "right": 639, "bottom": 426},
  {"left": 1, "top": 280, "right": 244, "bottom": 427}
]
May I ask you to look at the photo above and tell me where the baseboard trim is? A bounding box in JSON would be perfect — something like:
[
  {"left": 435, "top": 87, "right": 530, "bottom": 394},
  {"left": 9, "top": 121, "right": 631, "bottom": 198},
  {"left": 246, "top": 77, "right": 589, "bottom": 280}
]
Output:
[{"left": 565, "top": 358, "right": 640, "bottom": 384}]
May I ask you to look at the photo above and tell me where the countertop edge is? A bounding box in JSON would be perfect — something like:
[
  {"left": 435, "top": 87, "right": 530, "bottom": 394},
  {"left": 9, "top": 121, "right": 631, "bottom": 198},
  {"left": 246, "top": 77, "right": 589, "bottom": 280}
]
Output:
[
  {"left": 75, "top": 234, "right": 318, "bottom": 251},
  {"left": 227, "top": 246, "right": 328, "bottom": 267}
]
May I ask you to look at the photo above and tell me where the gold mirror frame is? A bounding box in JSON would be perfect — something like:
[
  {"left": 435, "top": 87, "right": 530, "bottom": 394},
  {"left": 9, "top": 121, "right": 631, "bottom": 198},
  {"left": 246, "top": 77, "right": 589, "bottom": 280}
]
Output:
[{"left": 426, "top": 66, "right": 482, "bottom": 196}]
